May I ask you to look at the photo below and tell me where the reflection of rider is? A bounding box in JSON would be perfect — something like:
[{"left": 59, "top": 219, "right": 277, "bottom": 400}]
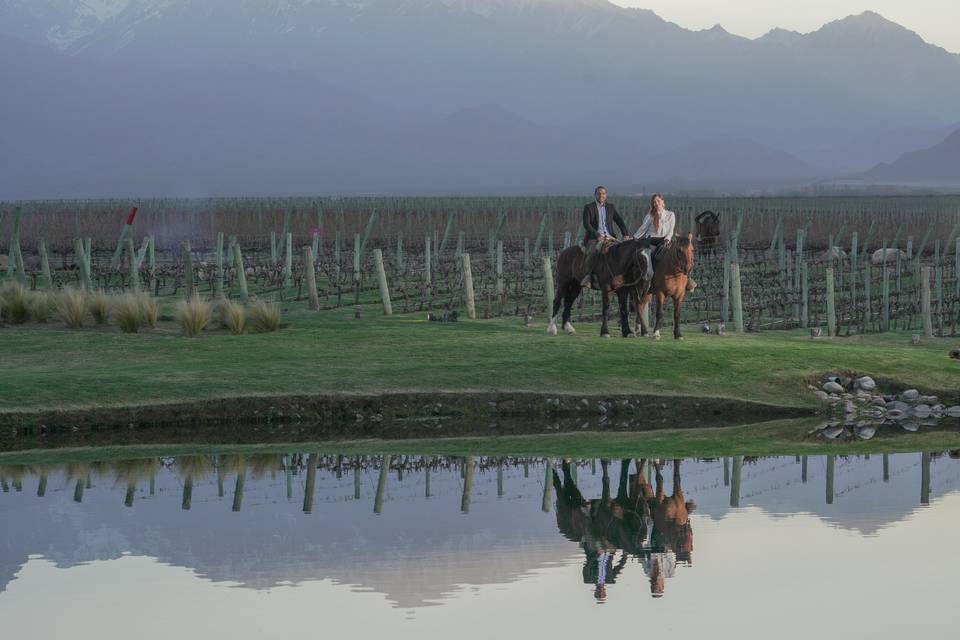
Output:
[
  {"left": 580, "top": 186, "right": 629, "bottom": 290},
  {"left": 636, "top": 459, "right": 696, "bottom": 597},
  {"left": 635, "top": 194, "right": 696, "bottom": 291}
]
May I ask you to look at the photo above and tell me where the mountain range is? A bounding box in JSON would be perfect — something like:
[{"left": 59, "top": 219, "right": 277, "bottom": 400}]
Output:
[{"left": 1, "top": 0, "right": 959, "bottom": 197}]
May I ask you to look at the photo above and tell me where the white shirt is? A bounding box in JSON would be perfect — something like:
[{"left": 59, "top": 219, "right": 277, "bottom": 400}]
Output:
[
  {"left": 635, "top": 209, "right": 676, "bottom": 240},
  {"left": 596, "top": 201, "right": 609, "bottom": 237}
]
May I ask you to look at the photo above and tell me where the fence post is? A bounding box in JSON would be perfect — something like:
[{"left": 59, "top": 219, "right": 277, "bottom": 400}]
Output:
[
  {"left": 543, "top": 256, "right": 554, "bottom": 322},
  {"left": 147, "top": 236, "right": 156, "bottom": 292},
  {"left": 730, "top": 262, "right": 744, "bottom": 332},
  {"left": 283, "top": 232, "right": 293, "bottom": 289},
  {"left": 721, "top": 251, "right": 731, "bottom": 322},
  {"left": 37, "top": 239, "right": 53, "bottom": 289},
  {"left": 462, "top": 253, "right": 476, "bottom": 319},
  {"left": 304, "top": 246, "right": 320, "bottom": 311},
  {"left": 74, "top": 238, "right": 92, "bottom": 291},
  {"left": 825, "top": 267, "right": 836, "bottom": 336},
  {"left": 921, "top": 266, "right": 933, "bottom": 338},
  {"left": 373, "top": 249, "right": 392, "bottom": 315},
  {"left": 214, "top": 232, "right": 225, "bottom": 298},
  {"left": 563, "top": 231, "right": 571, "bottom": 249},
  {"left": 863, "top": 263, "right": 871, "bottom": 330},
  {"left": 270, "top": 231, "right": 278, "bottom": 265},
  {"left": 353, "top": 234, "right": 361, "bottom": 283},
  {"left": 424, "top": 237, "right": 432, "bottom": 286},
  {"left": 181, "top": 240, "right": 194, "bottom": 299},
  {"left": 126, "top": 237, "right": 140, "bottom": 293},
  {"left": 496, "top": 240, "right": 504, "bottom": 296},
  {"left": 232, "top": 242, "right": 248, "bottom": 302},
  {"left": 801, "top": 261, "right": 809, "bottom": 328}
]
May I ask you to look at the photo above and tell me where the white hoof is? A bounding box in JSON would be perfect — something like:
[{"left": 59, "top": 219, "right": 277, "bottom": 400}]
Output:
[
  {"left": 563, "top": 321, "right": 576, "bottom": 335},
  {"left": 652, "top": 330, "right": 662, "bottom": 341},
  {"left": 547, "top": 321, "right": 558, "bottom": 336}
]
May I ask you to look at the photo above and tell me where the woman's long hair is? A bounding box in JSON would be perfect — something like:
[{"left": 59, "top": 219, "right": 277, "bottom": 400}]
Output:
[{"left": 649, "top": 194, "right": 664, "bottom": 233}]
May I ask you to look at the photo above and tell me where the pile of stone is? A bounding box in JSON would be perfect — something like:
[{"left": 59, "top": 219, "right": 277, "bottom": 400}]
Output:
[{"left": 810, "top": 374, "right": 960, "bottom": 441}]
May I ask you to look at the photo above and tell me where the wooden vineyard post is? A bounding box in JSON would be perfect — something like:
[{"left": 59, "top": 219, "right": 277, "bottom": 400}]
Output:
[
  {"left": 353, "top": 234, "right": 361, "bottom": 283},
  {"left": 270, "top": 231, "right": 278, "bottom": 265},
  {"left": 37, "top": 239, "right": 53, "bottom": 289},
  {"left": 373, "top": 249, "right": 392, "bottom": 315},
  {"left": 881, "top": 240, "right": 889, "bottom": 331},
  {"left": 825, "top": 267, "right": 836, "bottom": 336},
  {"left": 396, "top": 234, "right": 404, "bottom": 273},
  {"left": 863, "top": 262, "right": 871, "bottom": 330},
  {"left": 462, "top": 253, "right": 477, "bottom": 319},
  {"left": 721, "top": 251, "right": 731, "bottom": 322},
  {"left": 283, "top": 232, "right": 293, "bottom": 289},
  {"left": 214, "top": 232, "right": 225, "bottom": 298},
  {"left": 232, "top": 242, "right": 249, "bottom": 302},
  {"left": 921, "top": 266, "right": 933, "bottom": 338},
  {"left": 374, "top": 455, "right": 391, "bottom": 514},
  {"left": 126, "top": 237, "right": 140, "bottom": 293},
  {"left": 563, "top": 231, "right": 571, "bottom": 249},
  {"left": 849, "top": 232, "right": 858, "bottom": 328},
  {"left": 460, "top": 457, "right": 474, "bottom": 514},
  {"left": 424, "top": 237, "right": 432, "bottom": 287},
  {"left": 7, "top": 207, "right": 25, "bottom": 283},
  {"left": 496, "top": 240, "right": 504, "bottom": 297},
  {"left": 110, "top": 207, "right": 138, "bottom": 271},
  {"left": 334, "top": 231, "right": 342, "bottom": 281},
  {"left": 147, "top": 236, "right": 156, "bottom": 292},
  {"left": 304, "top": 246, "right": 320, "bottom": 311},
  {"left": 74, "top": 238, "right": 93, "bottom": 291},
  {"left": 729, "top": 262, "right": 744, "bottom": 332},
  {"left": 543, "top": 256, "right": 554, "bottom": 322},
  {"left": 181, "top": 240, "right": 194, "bottom": 299},
  {"left": 801, "top": 261, "right": 809, "bottom": 328},
  {"left": 955, "top": 238, "right": 960, "bottom": 299}
]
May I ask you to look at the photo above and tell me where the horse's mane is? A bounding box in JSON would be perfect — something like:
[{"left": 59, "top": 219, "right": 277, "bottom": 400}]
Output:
[{"left": 659, "top": 237, "right": 693, "bottom": 273}]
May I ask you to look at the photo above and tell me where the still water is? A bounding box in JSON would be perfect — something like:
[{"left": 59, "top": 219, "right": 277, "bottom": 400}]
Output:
[{"left": 1, "top": 452, "right": 958, "bottom": 638}]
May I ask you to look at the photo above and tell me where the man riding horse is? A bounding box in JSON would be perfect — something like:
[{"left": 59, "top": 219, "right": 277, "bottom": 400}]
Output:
[{"left": 580, "top": 186, "right": 630, "bottom": 290}]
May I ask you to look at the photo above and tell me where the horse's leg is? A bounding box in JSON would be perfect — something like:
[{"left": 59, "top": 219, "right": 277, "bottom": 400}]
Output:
[
  {"left": 618, "top": 289, "right": 633, "bottom": 337},
  {"left": 600, "top": 289, "right": 611, "bottom": 338},
  {"left": 547, "top": 279, "right": 567, "bottom": 335},
  {"left": 562, "top": 285, "right": 578, "bottom": 334},
  {"left": 673, "top": 291, "right": 686, "bottom": 340},
  {"left": 637, "top": 291, "right": 652, "bottom": 336},
  {"left": 653, "top": 291, "right": 666, "bottom": 340}
]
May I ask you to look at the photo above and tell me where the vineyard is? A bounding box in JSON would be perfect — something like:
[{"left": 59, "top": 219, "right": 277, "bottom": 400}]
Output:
[{"left": 2, "top": 195, "right": 960, "bottom": 336}]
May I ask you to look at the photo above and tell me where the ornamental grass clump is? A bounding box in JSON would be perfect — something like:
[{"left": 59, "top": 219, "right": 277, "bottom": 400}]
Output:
[
  {"left": 88, "top": 289, "right": 111, "bottom": 325},
  {"left": 137, "top": 293, "right": 159, "bottom": 329},
  {"left": 113, "top": 293, "right": 145, "bottom": 334},
  {"left": 56, "top": 287, "right": 87, "bottom": 328},
  {"left": 0, "top": 281, "right": 30, "bottom": 324},
  {"left": 248, "top": 300, "right": 281, "bottom": 333},
  {"left": 27, "top": 291, "right": 55, "bottom": 323},
  {"left": 175, "top": 294, "right": 212, "bottom": 337},
  {"left": 218, "top": 299, "right": 246, "bottom": 335}
]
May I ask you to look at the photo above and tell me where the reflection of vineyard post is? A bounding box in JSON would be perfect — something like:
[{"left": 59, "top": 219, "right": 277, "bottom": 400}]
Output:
[
  {"left": 303, "top": 452, "right": 319, "bottom": 514},
  {"left": 232, "top": 458, "right": 246, "bottom": 512},
  {"left": 542, "top": 460, "right": 553, "bottom": 513},
  {"left": 826, "top": 455, "right": 835, "bottom": 505},
  {"left": 374, "top": 455, "right": 391, "bottom": 514},
  {"left": 882, "top": 454, "right": 889, "bottom": 482},
  {"left": 723, "top": 458, "right": 729, "bottom": 486},
  {"left": 354, "top": 457, "right": 361, "bottom": 500},
  {"left": 729, "top": 456, "right": 742, "bottom": 507},
  {"left": 801, "top": 456, "right": 808, "bottom": 483},
  {"left": 921, "top": 452, "right": 931, "bottom": 505},
  {"left": 461, "top": 456, "right": 474, "bottom": 514}
]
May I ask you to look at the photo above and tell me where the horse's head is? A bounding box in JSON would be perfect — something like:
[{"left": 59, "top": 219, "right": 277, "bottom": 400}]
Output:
[
  {"left": 672, "top": 234, "right": 695, "bottom": 275},
  {"left": 694, "top": 211, "right": 720, "bottom": 244}
]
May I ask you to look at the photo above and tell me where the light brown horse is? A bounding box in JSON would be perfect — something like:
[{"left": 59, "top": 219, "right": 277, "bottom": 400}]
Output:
[{"left": 636, "top": 233, "right": 695, "bottom": 340}]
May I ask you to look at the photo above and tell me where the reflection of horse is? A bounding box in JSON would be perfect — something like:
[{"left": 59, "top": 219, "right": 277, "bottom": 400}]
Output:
[
  {"left": 635, "top": 459, "right": 696, "bottom": 564},
  {"left": 636, "top": 235, "right": 696, "bottom": 340},
  {"left": 695, "top": 211, "right": 720, "bottom": 255},
  {"left": 549, "top": 240, "right": 652, "bottom": 338}
]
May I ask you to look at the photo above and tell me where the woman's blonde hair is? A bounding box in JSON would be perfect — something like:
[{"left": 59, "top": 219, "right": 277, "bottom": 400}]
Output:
[{"left": 649, "top": 194, "right": 664, "bottom": 233}]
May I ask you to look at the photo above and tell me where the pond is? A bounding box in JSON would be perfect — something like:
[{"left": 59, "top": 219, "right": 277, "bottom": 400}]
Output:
[{"left": 1, "top": 451, "right": 958, "bottom": 638}]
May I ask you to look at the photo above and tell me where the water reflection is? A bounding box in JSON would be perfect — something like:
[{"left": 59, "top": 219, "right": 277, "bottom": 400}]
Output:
[{"left": 0, "top": 451, "right": 959, "bottom": 616}]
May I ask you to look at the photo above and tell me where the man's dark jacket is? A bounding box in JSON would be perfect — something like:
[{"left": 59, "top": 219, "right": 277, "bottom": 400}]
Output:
[{"left": 582, "top": 201, "right": 628, "bottom": 243}]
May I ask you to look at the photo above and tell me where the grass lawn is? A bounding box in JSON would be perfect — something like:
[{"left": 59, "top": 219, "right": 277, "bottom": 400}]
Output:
[{"left": 1, "top": 305, "right": 957, "bottom": 415}]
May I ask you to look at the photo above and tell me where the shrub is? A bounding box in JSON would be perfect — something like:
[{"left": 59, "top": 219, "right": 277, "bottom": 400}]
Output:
[
  {"left": 28, "top": 291, "right": 55, "bottom": 323},
  {"left": 0, "top": 281, "right": 30, "bottom": 324},
  {"left": 89, "top": 290, "right": 111, "bottom": 325},
  {"left": 113, "top": 293, "right": 145, "bottom": 333},
  {"left": 218, "top": 299, "right": 246, "bottom": 335},
  {"left": 137, "top": 293, "right": 159, "bottom": 329},
  {"left": 57, "top": 287, "right": 87, "bottom": 328},
  {"left": 248, "top": 300, "right": 281, "bottom": 333},
  {"left": 175, "top": 294, "right": 212, "bottom": 337}
]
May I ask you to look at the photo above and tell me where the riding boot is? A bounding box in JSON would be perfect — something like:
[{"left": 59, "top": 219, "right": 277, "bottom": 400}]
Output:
[{"left": 685, "top": 277, "right": 698, "bottom": 292}]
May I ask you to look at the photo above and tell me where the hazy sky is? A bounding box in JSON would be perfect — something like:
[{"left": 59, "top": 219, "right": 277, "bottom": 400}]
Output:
[{"left": 613, "top": 1, "right": 960, "bottom": 52}]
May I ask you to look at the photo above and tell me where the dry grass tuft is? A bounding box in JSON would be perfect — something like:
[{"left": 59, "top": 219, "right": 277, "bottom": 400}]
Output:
[
  {"left": 113, "top": 293, "right": 145, "bottom": 333},
  {"left": 27, "top": 291, "right": 55, "bottom": 323},
  {"left": 0, "top": 281, "right": 31, "bottom": 324},
  {"left": 218, "top": 299, "right": 246, "bottom": 334},
  {"left": 175, "top": 294, "right": 212, "bottom": 337},
  {"left": 137, "top": 293, "right": 159, "bottom": 329},
  {"left": 56, "top": 287, "right": 87, "bottom": 328},
  {"left": 248, "top": 300, "right": 281, "bottom": 333},
  {"left": 88, "top": 290, "right": 111, "bottom": 325}
]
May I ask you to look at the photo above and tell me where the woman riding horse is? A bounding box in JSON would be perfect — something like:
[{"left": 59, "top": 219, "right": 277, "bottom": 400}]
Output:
[{"left": 635, "top": 194, "right": 696, "bottom": 292}]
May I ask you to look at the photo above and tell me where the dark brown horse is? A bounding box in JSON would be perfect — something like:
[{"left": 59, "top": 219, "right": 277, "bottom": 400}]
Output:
[
  {"left": 695, "top": 211, "right": 720, "bottom": 255},
  {"left": 636, "top": 234, "right": 695, "bottom": 340},
  {"left": 548, "top": 240, "right": 652, "bottom": 338}
]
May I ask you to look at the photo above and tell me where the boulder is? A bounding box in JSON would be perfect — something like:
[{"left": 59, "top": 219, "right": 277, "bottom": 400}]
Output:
[
  {"left": 946, "top": 406, "right": 960, "bottom": 418},
  {"left": 901, "top": 421, "right": 920, "bottom": 432},
  {"left": 823, "top": 381, "right": 845, "bottom": 394},
  {"left": 855, "top": 376, "right": 876, "bottom": 391},
  {"left": 857, "top": 426, "right": 877, "bottom": 440},
  {"left": 886, "top": 408, "right": 907, "bottom": 420},
  {"left": 871, "top": 248, "right": 907, "bottom": 265},
  {"left": 821, "top": 246, "right": 847, "bottom": 261},
  {"left": 902, "top": 389, "right": 920, "bottom": 402},
  {"left": 821, "top": 425, "right": 844, "bottom": 439},
  {"left": 912, "top": 405, "right": 932, "bottom": 418}
]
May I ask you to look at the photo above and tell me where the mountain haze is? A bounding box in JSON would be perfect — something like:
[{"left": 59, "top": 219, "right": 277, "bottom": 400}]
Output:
[{"left": 2, "top": 1, "right": 959, "bottom": 196}]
